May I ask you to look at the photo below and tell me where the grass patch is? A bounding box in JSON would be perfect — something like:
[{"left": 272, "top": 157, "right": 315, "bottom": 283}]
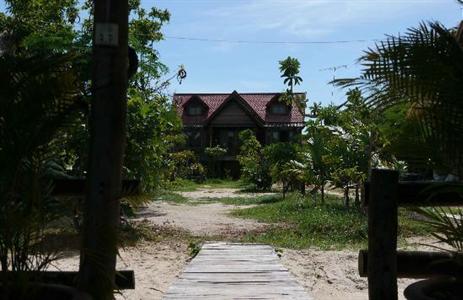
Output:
[
  {"left": 232, "top": 193, "right": 431, "bottom": 250},
  {"left": 120, "top": 220, "right": 194, "bottom": 247},
  {"left": 209, "top": 194, "right": 281, "bottom": 206},
  {"left": 168, "top": 178, "right": 247, "bottom": 192},
  {"left": 201, "top": 178, "right": 245, "bottom": 188},
  {"left": 166, "top": 178, "right": 201, "bottom": 192},
  {"left": 41, "top": 227, "right": 80, "bottom": 252},
  {"left": 398, "top": 208, "right": 433, "bottom": 237},
  {"left": 154, "top": 191, "right": 189, "bottom": 204},
  {"left": 233, "top": 193, "right": 367, "bottom": 249}
]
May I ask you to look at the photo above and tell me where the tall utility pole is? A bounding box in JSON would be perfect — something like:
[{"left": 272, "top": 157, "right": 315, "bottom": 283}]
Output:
[{"left": 78, "top": 0, "right": 128, "bottom": 299}]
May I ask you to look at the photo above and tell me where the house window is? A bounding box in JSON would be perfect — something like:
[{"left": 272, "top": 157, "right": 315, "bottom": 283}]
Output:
[
  {"left": 280, "top": 130, "right": 289, "bottom": 142},
  {"left": 270, "top": 130, "right": 292, "bottom": 142},
  {"left": 187, "top": 104, "right": 203, "bottom": 116},
  {"left": 185, "top": 129, "right": 201, "bottom": 148},
  {"left": 272, "top": 131, "right": 280, "bottom": 142},
  {"left": 289, "top": 131, "right": 295, "bottom": 140},
  {"left": 270, "top": 103, "right": 289, "bottom": 115}
]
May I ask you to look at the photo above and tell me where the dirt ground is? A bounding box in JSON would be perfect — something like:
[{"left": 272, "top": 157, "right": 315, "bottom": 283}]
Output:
[{"left": 54, "top": 187, "right": 427, "bottom": 299}]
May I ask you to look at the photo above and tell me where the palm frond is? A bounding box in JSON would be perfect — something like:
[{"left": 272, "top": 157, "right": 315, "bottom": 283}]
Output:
[
  {"left": 333, "top": 22, "right": 463, "bottom": 175},
  {"left": 0, "top": 52, "right": 83, "bottom": 166}
]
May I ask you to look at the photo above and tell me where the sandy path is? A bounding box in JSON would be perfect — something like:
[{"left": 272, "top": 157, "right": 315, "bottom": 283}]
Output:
[
  {"left": 136, "top": 201, "right": 266, "bottom": 236},
  {"left": 134, "top": 188, "right": 273, "bottom": 236},
  {"left": 54, "top": 187, "right": 430, "bottom": 299},
  {"left": 132, "top": 188, "right": 431, "bottom": 299}
]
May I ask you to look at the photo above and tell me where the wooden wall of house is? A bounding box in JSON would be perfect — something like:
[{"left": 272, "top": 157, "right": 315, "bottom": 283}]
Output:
[{"left": 210, "top": 101, "right": 256, "bottom": 126}]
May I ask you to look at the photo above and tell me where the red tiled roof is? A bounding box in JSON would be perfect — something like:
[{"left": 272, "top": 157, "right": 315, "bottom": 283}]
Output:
[{"left": 173, "top": 92, "right": 306, "bottom": 126}]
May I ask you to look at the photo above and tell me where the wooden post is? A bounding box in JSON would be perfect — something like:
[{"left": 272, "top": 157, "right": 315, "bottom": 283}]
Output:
[
  {"left": 368, "top": 169, "right": 399, "bottom": 300},
  {"left": 358, "top": 250, "right": 455, "bottom": 278},
  {"left": 363, "top": 181, "right": 463, "bottom": 207},
  {"left": 78, "top": 0, "right": 128, "bottom": 299},
  {"left": 0, "top": 271, "right": 135, "bottom": 290},
  {"left": 209, "top": 126, "right": 213, "bottom": 146}
]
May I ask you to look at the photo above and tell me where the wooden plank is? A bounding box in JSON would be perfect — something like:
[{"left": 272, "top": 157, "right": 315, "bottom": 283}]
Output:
[
  {"left": 52, "top": 179, "right": 140, "bottom": 196},
  {"left": 0, "top": 270, "right": 135, "bottom": 289},
  {"left": 363, "top": 181, "right": 463, "bottom": 207},
  {"left": 358, "top": 250, "right": 455, "bottom": 278},
  {"left": 367, "top": 169, "right": 399, "bottom": 300},
  {"left": 163, "top": 242, "right": 311, "bottom": 299}
]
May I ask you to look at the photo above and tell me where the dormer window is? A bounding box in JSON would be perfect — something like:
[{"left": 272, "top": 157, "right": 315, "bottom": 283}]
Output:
[
  {"left": 270, "top": 103, "right": 289, "bottom": 115},
  {"left": 187, "top": 103, "right": 204, "bottom": 116}
]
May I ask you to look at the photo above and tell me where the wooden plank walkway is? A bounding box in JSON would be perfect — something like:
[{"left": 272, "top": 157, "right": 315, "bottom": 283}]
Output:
[{"left": 163, "top": 242, "right": 311, "bottom": 299}]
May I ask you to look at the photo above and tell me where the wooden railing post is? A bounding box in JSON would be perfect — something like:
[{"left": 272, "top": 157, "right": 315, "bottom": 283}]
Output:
[{"left": 368, "top": 169, "right": 399, "bottom": 300}]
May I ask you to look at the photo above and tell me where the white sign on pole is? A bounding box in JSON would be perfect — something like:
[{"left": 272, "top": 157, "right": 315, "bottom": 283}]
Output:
[{"left": 95, "top": 23, "right": 119, "bottom": 46}]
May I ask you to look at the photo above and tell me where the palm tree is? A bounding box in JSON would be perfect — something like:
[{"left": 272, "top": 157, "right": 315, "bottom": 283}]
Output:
[
  {"left": 279, "top": 56, "right": 303, "bottom": 94},
  {"left": 334, "top": 22, "right": 463, "bottom": 177}
]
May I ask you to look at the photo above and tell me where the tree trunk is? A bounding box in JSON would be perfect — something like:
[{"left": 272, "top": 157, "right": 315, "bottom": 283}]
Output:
[
  {"left": 320, "top": 184, "right": 325, "bottom": 204},
  {"left": 78, "top": 1, "right": 128, "bottom": 299},
  {"left": 282, "top": 181, "right": 287, "bottom": 199},
  {"left": 344, "top": 186, "right": 350, "bottom": 207},
  {"left": 355, "top": 184, "right": 360, "bottom": 207}
]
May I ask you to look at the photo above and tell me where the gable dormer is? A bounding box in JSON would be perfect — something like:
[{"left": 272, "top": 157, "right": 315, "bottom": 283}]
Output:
[
  {"left": 267, "top": 96, "right": 291, "bottom": 115},
  {"left": 269, "top": 102, "right": 290, "bottom": 115},
  {"left": 183, "top": 95, "right": 208, "bottom": 116}
]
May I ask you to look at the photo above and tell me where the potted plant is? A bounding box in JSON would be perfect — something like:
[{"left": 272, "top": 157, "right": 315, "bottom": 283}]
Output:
[{"left": 404, "top": 205, "right": 463, "bottom": 300}]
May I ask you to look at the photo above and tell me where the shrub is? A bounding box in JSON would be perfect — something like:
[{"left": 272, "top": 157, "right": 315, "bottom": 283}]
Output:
[
  {"left": 204, "top": 146, "right": 227, "bottom": 178},
  {"left": 169, "top": 150, "right": 205, "bottom": 181},
  {"left": 237, "top": 130, "right": 272, "bottom": 190},
  {"left": 204, "top": 145, "right": 227, "bottom": 158},
  {"left": 263, "top": 142, "right": 302, "bottom": 196}
]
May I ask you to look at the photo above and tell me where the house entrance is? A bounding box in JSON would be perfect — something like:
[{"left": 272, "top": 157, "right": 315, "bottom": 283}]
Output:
[{"left": 212, "top": 128, "right": 253, "bottom": 156}]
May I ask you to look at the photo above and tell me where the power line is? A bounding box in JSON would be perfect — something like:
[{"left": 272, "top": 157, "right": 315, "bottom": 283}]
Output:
[
  {"left": 1, "top": 16, "right": 381, "bottom": 45},
  {"left": 164, "top": 35, "right": 378, "bottom": 45}
]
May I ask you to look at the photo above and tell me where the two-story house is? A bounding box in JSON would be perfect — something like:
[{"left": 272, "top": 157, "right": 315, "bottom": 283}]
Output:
[{"left": 174, "top": 91, "right": 306, "bottom": 177}]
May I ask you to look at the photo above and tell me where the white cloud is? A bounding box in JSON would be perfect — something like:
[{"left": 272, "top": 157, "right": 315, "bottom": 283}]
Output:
[{"left": 196, "top": 0, "right": 446, "bottom": 38}]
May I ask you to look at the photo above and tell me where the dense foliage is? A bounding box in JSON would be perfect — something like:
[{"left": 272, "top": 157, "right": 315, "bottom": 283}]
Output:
[
  {"left": 0, "top": 1, "right": 189, "bottom": 283},
  {"left": 0, "top": 52, "right": 82, "bottom": 274},
  {"left": 0, "top": 0, "right": 188, "bottom": 193},
  {"left": 124, "top": 91, "right": 183, "bottom": 191}
]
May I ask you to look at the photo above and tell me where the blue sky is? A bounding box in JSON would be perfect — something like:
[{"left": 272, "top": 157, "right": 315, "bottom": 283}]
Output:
[
  {"left": 152, "top": 0, "right": 462, "bottom": 105},
  {"left": 1, "top": 0, "right": 461, "bottom": 106}
]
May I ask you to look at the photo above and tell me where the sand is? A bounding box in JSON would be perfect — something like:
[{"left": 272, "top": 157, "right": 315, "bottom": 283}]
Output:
[
  {"left": 52, "top": 243, "right": 417, "bottom": 300},
  {"left": 281, "top": 248, "right": 415, "bottom": 300},
  {"left": 51, "top": 241, "right": 190, "bottom": 300}
]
